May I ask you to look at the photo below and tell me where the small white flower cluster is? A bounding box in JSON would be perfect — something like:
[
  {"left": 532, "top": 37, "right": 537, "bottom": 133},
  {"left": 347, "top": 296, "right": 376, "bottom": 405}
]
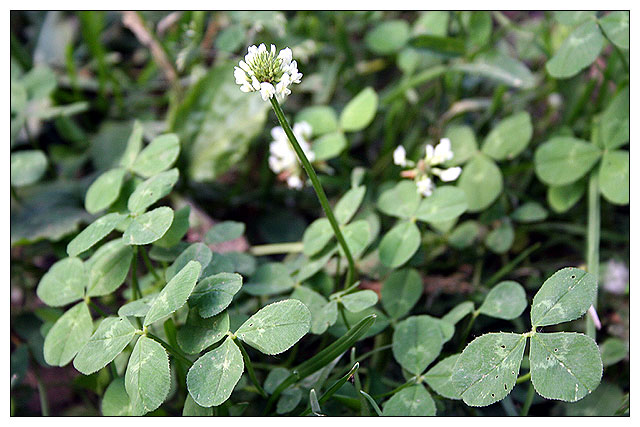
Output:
[
  {"left": 393, "top": 138, "right": 462, "bottom": 197},
  {"left": 269, "top": 122, "right": 315, "bottom": 189},
  {"left": 234, "top": 43, "right": 302, "bottom": 101}
]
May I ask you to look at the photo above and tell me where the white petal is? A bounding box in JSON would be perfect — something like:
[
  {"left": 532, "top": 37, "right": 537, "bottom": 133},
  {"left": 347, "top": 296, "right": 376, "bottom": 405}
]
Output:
[
  {"left": 258, "top": 43, "right": 267, "bottom": 53},
  {"left": 287, "top": 175, "right": 303, "bottom": 189},
  {"left": 436, "top": 166, "right": 462, "bottom": 182},
  {"left": 270, "top": 44, "right": 276, "bottom": 55},
  {"left": 393, "top": 145, "right": 407, "bottom": 167},
  {"left": 416, "top": 177, "right": 434, "bottom": 197},
  {"left": 433, "top": 138, "right": 454, "bottom": 164},
  {"left": 278, "top": 47, "right": 292, "bottom": 66},
  {"left": 425, "top": 144, "right": 434, "bottom": 162},
  {"left": 270, "top": 126, "right": 287, "bottom": 141},
  {"left": 251, "top": 76, "right": 261, "bottom": 91}
]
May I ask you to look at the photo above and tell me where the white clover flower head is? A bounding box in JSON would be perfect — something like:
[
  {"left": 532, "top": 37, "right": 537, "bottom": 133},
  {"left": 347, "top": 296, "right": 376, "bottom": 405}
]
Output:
[
  {"left": 426, "top": 138, "right": 454, "bottom": 166},
  {"left": 268, "top": 121, "right": 315, "bottom": 189},
  {"left": 234, "top": 44, "right": 302, "bottom": 101},
  {"left": 393, "top": 145, "right": 407, "bottom": 167},
  {"left": 416, "top": 176, "right": 434, "bottom": 197}
]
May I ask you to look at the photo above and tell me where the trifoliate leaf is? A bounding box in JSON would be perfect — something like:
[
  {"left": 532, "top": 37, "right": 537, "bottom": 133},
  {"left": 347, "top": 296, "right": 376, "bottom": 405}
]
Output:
[
  {"left": 204, "top": 221, "right": 245, "bottom": 245},
  {"left": 153, "top": 205, "right": 190, "bottom": 248},
  {"left": 67, "top": 213, "right": 127, "bottom": 257},
  {"left": 377, "top": 180, "right": 420, "bottom": 219},
  {"left": 478, "top": 281, "right": 527, "bottom": 320},
  {"left": 415, "top": 186, "right": 467, "bottom": 224},
  {"left": 43, "top": 302, "right": 92, "bottom": 366},
  {"left": 125, "top": 336, "right": 170, "bottom": 415},
  {"left": 37, "top": 257, "right": 86, "bottom": 307},
  {"left": 243, "top": 262, "right": 294, "bottom": 296},
  {"left": 85, "top": 168, "right": 127, "bottom": 214},
  {"left": 187, "top": 337, "right": 243, "bottom": 407},
  {"left": 452, "top": 332, "right": 526, "bottom": 407},
  {"left": 530, "top": 332, "right": 602, "bottom": 402},
  {"left": 392, "top": 315, "right": 443, "bottom": 375},
  {"left": 341, "top": 290, "right": 378, "bottom": 313},
  {"left": 73, "top": 317, "right": 136, "bottom": 375},
  {"left": 165, "top": 242, "right": 211, "bottom": 281},
  {"left": 236, "top": 299, "right": 311, "bottom": 355},
  {"left": 131, "top": 133, "right": 180, "bottom": 178},
  {"left": 530, "top": 267, "right": 597, "bottom": 327},
  {"left": 291, "top": 286, "right": 334, "bottom": 335},
  {"left": 144, "top": 261, "right": 201, "bottom": 327},
  {"left": 123, "top": 206, "right": 174, "bottom": 245}
]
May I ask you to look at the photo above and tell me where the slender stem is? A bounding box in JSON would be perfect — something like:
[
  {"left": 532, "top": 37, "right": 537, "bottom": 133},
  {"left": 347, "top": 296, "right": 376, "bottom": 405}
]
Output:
[
  {"left": 249, "top": 242, "right": 303, "bottom": 256},
  {"left": 373, "top": 376, "right": 418, "bottom": 399},
  {"left": 484, "top": 243, "right": 541, "bottom": 288},
  {"left": 458, "top": 311, "right": 479, "bottom": 352},
  {"left": 520, "top": 382, "right": 535, "bottom": 416},
  {"left": 140, "top": 246, "right": 161, "bottom": 282},
  {"left": 270, "top": 97, "right": 356, "bottom": 289},
  {"left": 233, "top": 338, "right": 268, "bottom": 398},
  {"left": 88, "top": 300, "right": 108, "bottom": 317},
  {"left": 35, "top": 372, "right": 49, "bottom": 416},
  {"left": 516, "top": 372, "right": 531, "bottom": 384},
  {"left": 586, "top": 169, "right": 600, "bottom": 339},
  {"left": 339, "top": 303, "right": 351, "bottom": 330},
  {"left": 131, "top": 247, "right": 141, "bottom": 301},
  {"left": 298, "top": 362, "right": 360, "bottom": 416},
  {"left": 147, "top": 332, "right": 192, "bottom": 367}
]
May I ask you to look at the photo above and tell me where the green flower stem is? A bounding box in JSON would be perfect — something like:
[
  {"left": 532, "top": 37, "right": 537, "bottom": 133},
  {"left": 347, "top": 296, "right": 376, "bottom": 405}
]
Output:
[
  {"left": 249, "top": 242, "right": 303, "bottom": 256},
  {"left": 458, "top": 311, "right": 479, "bottom": 352},
  {"left": 269, "top": 97, "right": 356, "bottom": 289},
  {"left": 87, "top": 300, "right": 108, "bottom": 317},
  {"left": 586, "top": 169, "right": 600, "bottom": 339},
  {"left": 147, "top": 332, "right": 192, "bottom": 367},
  {"left": 131, "top": 247, "right": 141, "bottom": 301},
  {"left": 515, "top": 372, "right": 531, "bottom": 384},
  {"left": 372, "top": 376, "right": 418, "bottom": 399},
  {"left": 140, "top": 246, "right": 161, "bottom": 282},
  {"left": 484, "top": 242, "right": 541, "bottom": 288},
  {"left": 232, "top": 338, "right": 268, "bottom": 398},
  {"left": 520, "top": 382, "right": 535, "bottom": 416}
]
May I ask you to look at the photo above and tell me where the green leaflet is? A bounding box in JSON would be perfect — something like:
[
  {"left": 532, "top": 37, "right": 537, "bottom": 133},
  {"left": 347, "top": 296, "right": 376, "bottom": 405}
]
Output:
[
  {"left": 444, "top": 125, "right": 478, "bottom": 166},
  {"left": 381, "top": 268, "right": 422, "bottom": 319},
  {"left": 302, "top": 218, "right": 333, "bottom": 257},
  {"left": 377, "top": 180, "right": 420, "bottom": 219},
  {"left": 339, "top": 87, "right": 378, "bottom": 132},
  {"left": 448, "top": 220, "right": 480, "bottom": 249},
  {"left": 177, "top": 310, "right": 230, "bottom": 354},
  {"left": 599, "top": 86, "right": 629, "bottom": 150},
  {"left": 485, "top": 220, "right": 515, "bottom": 254},
  {"left": 442, "top": 301, "right": 475, "bottom": 325},
  {"left": 187, "top": 337, "right": 244, "bottom": 407},
  {"left": 457, "top": 153, "right": 503, "bottom": 212},
  {"left": 183, "top": 394, "right": 213, "bottom": 416},
  {"left": 530, "top": 267, "right": 597, "bottom": 327},
  {"left": 378, "top": 220, "right": 421, "bottom": 268},
  {"left": 144, "top": 261, "right": 201, "bottom": 327},
  {"left": 86, "top": 239, "right": 133, "bottom": 297},
  {"left": 154, "top": 205, "right": 190, "bottom": 248},
  {"left": 102, "top": 377, "right": 133, "bottom": 416},
  {"left": 415, "top": 186, "right": 467, "bottom": 224},
  {"left": 452, "top": 51, "right": 535, "bottom": 89},
  {"left": 599, "top": 11, "right": 629, "bottom": 50},
  {"left": 243, "top": 262, "right": 295, "bottom": 296},
  {"left": 290, "top": 286, "right": 335, "bottom": 335},
  {"left": 547, "top": 180, "right": 586, "bottom": 213},
  {"left": 534, "top": 137, "right": 601, "bottom": 186},
  {"left": 125, "top": 336, "right": 171, "bottom": 415},
  {"left": 10, "top": 149, "right": 48, "bottom": 187},
  {"left": 165, "top": 242, "right": 212, "bottom": 281},
  {"left": 131, "top": 133, "right": 180, "bottom": 178},
  {"left": 74, "top": 317, "right": 137, "bottom": 375},
  {"left": 424, "top": 354, "right": 462, "bottom": 400},
  {"left": 546, "top": 20, "right": 604, "bottom": 78},
  {"left": 334, "top": 185, "right": 366, "bottom": 225},
  {"left": 312, "top": 131, "right": 347, "bottom": 161},
  {"left": 189, "top": 272, "right": 243, "bottom": 318},
  {"left": 382, "top": 384, "right": 436, "bottom": 416},
  {"left": 127, "top": 168, "right": 179, "bottom": 214},
  {"left": 392, "top": 315, "right": 443, "bottom": 375},
  {"left": 365, "top": 20, "right": 410, "bottom": 55},
  {"left": 119, "top": 120, "right": 143, "bottom": 170},
  {"left": 599, "top": 150, "right": 629, "bottom": 205},
  {"left": 511, "top": 202, "right": 548, "bottom": 223},
  {"left": 36, "top": 257, "right": 86, "bottom": 307},
  {"left": 85, "top": 168, "right": 127, "bottom": 214},
  {"left": 67, "top": 213, "right": 127, "bottom": 257},
  {"left": 478, "top": 281, "right": 527, "bottom": 320},
  {"left": 204, "top": 221, "right": 246, "bottom": 245},
  {"left": 340, "top": 220, "right": 371, "bottom": 259},
  {"left": 530, "top": 332, "right": 602, "bottom": 402},
  {"left": 600, "top": 337, "right": 628, "bottom": 367},
  {"left": 118, "top": 293, "right": 157, "bottom": 318},
  {"left": 453, "top": 332, "right": 526, "bottom": 407},
  {"left": 123, "top": 206, "right": 174, "bottom": 245},
  {"left": 43, "top": 302, "right": 92, "bottom": 367},
  {"left": 236, "top": 299, "right": 311, "bottom": 355},
  {"left": 296, "top": 105, "right": 338, "bottom": 136},
  {"left": 340, "top": 290, "right": 378, "bottom": 313},
  {"left": 482, "top": 111, "right": 533, "bottom": 161}
]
